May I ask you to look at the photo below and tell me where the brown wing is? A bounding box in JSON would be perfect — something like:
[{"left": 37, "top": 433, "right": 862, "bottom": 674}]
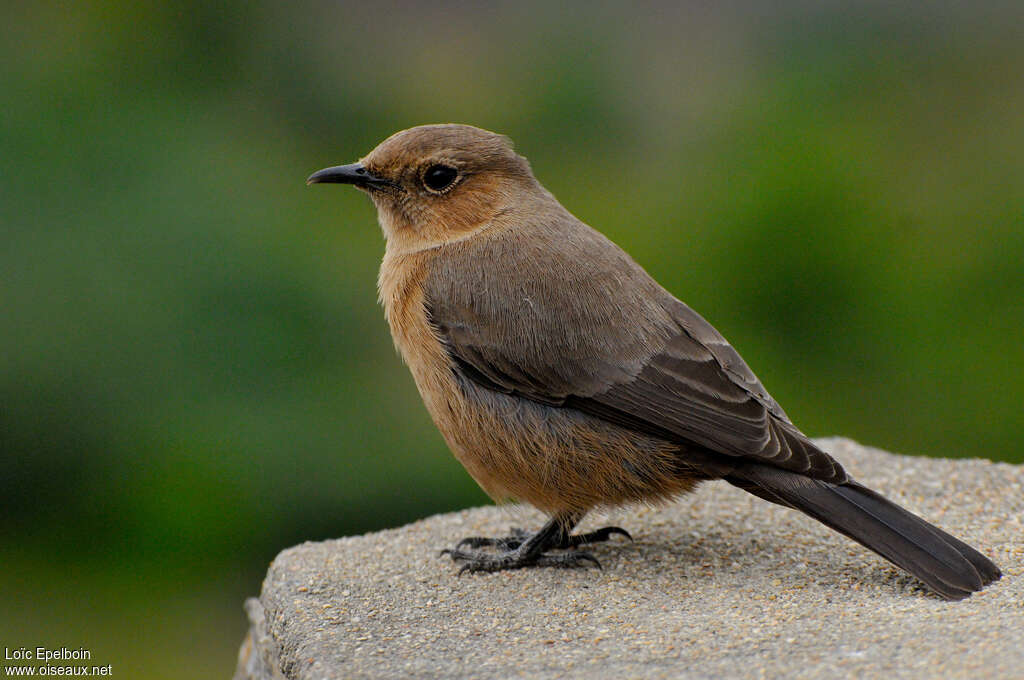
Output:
[
  {"left": 577, "top": 299, "right": 845, "bottom": 482},
  {"left": 424, "top": 221, "right": 847, "bottom": 484}
]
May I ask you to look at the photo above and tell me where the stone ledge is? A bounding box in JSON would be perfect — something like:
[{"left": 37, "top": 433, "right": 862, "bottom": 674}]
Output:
[{"left": 234, "top": 438, "right": 1022, "bottom": 680}]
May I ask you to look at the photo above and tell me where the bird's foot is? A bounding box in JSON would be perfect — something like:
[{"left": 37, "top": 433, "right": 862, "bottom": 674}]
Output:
[
  {"left": 442, "top": 524, "right": 631, "bottom": 574},
  {"left": 555, "top": 525, "right": 632, "bottom": 549},
  {"left": 442, "top": 545, "right": 601, "bottom": 574},
  {"left": 452, "top": 527, "right": 533, "bottom": 552},
  {"left": 452, "top": 525, "right": 632, "bottom": 552}
]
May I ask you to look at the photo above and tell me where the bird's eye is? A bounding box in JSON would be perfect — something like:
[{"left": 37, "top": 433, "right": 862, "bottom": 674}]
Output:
[{"left": 423, "top": 164, "right": 458, "bottom": 192}]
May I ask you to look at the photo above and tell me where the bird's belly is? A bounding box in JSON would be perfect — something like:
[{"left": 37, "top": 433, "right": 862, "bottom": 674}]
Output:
[{"left": 431, "top": 377, "right": 700, "bottom": 514}]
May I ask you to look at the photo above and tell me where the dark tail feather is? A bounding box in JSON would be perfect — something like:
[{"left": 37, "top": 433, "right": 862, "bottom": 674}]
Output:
[{"left": 725, "top": 464, "right": 1001, "bottom": 600}]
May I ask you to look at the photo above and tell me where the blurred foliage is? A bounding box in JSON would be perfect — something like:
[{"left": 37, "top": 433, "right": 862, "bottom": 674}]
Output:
[{"left": 1, "top": 1, "right": 1022, "bottom": 677}]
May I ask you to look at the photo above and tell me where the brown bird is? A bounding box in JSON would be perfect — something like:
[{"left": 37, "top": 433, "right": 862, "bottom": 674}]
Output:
[{"left": 308, "top": 124, "right": 1000, "bottom": 599}]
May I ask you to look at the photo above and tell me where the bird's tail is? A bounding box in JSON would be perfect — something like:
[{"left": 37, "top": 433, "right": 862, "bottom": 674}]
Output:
[{"left": 725, "top": 464, "right": 1001, "bottom": 600}]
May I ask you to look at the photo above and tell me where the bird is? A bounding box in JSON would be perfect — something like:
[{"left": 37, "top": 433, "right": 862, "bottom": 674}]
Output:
[{"left": 307, "top": 123, "right": 1000, "bottom": 599}]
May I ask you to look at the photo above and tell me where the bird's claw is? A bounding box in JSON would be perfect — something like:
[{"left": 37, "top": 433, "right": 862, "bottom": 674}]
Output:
[
  {"left": 447, "top": 547, "right": 602, "bottom": 574},
  {"left": 560, "top": 526, "right": 632, "bottom": 548},
  {"left": 442, "top": 524, "right": 628, "bottom": 573},
  {"left": 454, "top": 527, "right": 530, "bottom": 552}
]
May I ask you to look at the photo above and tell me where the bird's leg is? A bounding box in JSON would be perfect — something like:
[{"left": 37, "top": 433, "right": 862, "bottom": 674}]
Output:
[{"left": 442, "top": 513, "right": 631, "bottom": 573}]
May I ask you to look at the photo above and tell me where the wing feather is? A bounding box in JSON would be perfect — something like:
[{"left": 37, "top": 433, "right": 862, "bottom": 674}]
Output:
[{"left": 424, "top": 222, "right": 847, "bottom": 484}]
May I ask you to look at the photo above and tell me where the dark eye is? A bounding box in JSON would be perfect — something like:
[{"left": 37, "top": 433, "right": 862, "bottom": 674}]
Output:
[{"left": 423, "top": 164, "right": 458, "bottom": 192}]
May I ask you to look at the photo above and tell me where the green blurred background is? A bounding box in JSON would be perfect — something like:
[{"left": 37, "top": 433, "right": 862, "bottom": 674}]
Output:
[{"left": 2, "top": 1, "right": 1022, "bottom": 676}]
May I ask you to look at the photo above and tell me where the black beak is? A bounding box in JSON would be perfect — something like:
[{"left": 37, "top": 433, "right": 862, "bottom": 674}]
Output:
[{"left": 306, "top": 163, "right": 393, "bottom": 189}]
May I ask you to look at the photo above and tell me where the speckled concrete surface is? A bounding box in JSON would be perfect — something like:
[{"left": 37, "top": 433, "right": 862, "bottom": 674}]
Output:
[{"left": 234, "top": 438, "right": 1022, "bottom": 680}]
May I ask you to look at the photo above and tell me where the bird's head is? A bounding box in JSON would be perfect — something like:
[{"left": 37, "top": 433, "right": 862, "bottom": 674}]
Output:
[{"left": 308, "top": 124, "right": 539, "bottom": 251}]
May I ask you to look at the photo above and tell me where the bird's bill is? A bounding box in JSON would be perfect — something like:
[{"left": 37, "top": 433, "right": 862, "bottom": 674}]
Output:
[{"left": 306, "top": 163, "right": 392, "bottom": 188}]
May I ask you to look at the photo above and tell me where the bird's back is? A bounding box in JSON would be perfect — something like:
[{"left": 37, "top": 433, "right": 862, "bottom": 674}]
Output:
[{"left": 424, "top": 211, "right": 682, "bottom": 399}]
